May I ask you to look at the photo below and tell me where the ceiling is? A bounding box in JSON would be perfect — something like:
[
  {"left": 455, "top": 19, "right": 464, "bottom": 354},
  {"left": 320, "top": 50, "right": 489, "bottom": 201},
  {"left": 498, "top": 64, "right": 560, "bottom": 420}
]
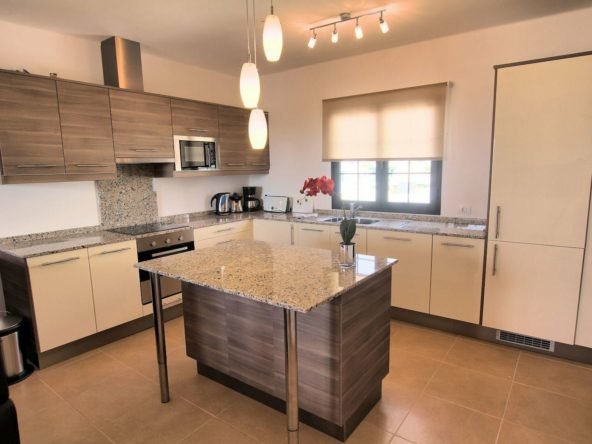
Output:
[{"left": 0, "top": 0, "right": 590, "bottom": 76}]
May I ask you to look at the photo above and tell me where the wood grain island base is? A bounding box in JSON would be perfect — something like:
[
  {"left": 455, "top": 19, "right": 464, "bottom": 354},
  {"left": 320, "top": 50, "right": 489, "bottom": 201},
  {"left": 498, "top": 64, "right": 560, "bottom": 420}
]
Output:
[
  {"left": 137, "top": 240, "right": 397, "bottom": 443},
  {"left": 183, "top": 268, "right": 392, "bottom": 441}
]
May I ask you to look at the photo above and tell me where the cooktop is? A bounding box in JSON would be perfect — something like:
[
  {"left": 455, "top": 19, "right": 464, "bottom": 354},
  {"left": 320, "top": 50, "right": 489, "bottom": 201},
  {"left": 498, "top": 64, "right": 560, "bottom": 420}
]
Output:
[{"left": 108, "top": 223, "right": 189, "bottom": 236}]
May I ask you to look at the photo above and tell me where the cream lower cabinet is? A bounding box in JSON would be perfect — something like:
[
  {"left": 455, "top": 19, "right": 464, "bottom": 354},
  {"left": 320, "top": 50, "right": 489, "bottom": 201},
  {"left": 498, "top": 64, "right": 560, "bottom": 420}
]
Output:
[
  {"left": 483, "top": 241, "right": 584, "bottom": 344},
  {"left": 28, "top": 250, "right": 97, "bottom": 352},
  {"left": 366, "top": 230, "right": 432, "bottom": 313},
  {"left": 88, "top": 240, "right": 143, "bottom": 332},
  {"left": 195, "top": 221, "right": 253, "bottom": 250},
  {"left": 293, "top": 223, "right": 332, "bottom": 250},
  {"left": 329, "top": 227, "right": 367, "bottom": 254},
  {"left": 430, "top": 236, "right": 485, "bottom": 324},
  {"left": 575, "top": 195, "right": 592, "bottom": 347},
  {"left": 253, "top": 219, "right": 292, "bottom": 245}
]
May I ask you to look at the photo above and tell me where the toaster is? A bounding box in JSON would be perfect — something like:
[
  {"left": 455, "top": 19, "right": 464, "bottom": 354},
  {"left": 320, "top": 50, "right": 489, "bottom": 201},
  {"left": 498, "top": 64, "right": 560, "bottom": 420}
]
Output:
[{"left": 263, "top": 195, "right": 290, "bottom": 213}]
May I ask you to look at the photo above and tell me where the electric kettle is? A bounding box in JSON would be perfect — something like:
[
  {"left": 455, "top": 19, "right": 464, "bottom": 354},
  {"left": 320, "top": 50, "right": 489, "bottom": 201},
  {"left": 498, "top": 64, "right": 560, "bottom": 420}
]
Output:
[{"left": 211, "top": 192, "right": 231, "bottom": 215}]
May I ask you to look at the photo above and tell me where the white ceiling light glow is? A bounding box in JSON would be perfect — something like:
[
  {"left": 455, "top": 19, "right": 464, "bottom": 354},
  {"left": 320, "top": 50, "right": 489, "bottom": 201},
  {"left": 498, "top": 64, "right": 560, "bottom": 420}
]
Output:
[
  {"left": 239, "top": 0, "right": 260, "bottom": 109},
  {"left": 263, "top": 0, "right": 283, "bottom": 62},
  {"left": 307, "top": 8, "right": 390, "bottom": 48},
  {"left": 249, "top": 109, "right": 268, "bottom": 150}
]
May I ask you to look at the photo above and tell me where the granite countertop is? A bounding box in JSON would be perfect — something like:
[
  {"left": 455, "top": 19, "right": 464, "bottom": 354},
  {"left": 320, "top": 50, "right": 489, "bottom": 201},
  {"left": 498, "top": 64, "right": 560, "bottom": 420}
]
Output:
[
  {"left": 136, "top": 240, "right": 397, "bottom": 313},
  {"left": 0, "top": 211, "right": 486, "bottom": 259}
]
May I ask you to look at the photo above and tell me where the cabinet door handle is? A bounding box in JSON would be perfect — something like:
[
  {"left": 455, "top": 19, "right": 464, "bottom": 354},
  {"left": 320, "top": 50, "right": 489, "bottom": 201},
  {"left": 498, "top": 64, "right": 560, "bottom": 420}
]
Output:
[
  {"left": 188, "top": 128, "right": 209, "bottom": 132},
  {"left": 302, "top": 228, "right": 324, "bottom": 232},
  {"left": 251, "top": 163, "right": 268, "bottom": 166},
  {"left": 132, "top": 149, "right": 158, "bottom": 152},
  {"left": 41, "top": 256, "right": 80, "bottom": 266},
  {"left": 150, "top": 246, "right": 189, "bottom": 258},
  {"left": 384, "top": 236, "right": 411, "bottom": 242},
  {"left": 99, "top": 247, "right": 131, "bottom": 255},
  {"left": 75, "top": 163, "right": 110, "bottom": 168},
  {"left": 495, "top": 206, "right": 501, "bottom": 239},
  {"left": 17, "top": 164, "right": 58, "bottom": 168},
  {"left": 492, "top": 244, "right": 498, "bottom": 276},
  {"left": 215, "top": 227, "right": 233, "bottom": 233},
  {"left": 217, "top": 239, "right": 236, "bottom": 244},
  {"left": 441, "top": 242, "right": 475, "bottom": 248},
  {"left": 225, "top": 162, "right": 245, "bottom": 167}
]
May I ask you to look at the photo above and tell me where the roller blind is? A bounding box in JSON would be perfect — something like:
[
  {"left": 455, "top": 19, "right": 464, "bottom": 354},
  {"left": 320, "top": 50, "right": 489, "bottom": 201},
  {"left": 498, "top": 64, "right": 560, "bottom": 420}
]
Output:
[{"left": 322, "top": 82, "right": 449, "bottom": 160}]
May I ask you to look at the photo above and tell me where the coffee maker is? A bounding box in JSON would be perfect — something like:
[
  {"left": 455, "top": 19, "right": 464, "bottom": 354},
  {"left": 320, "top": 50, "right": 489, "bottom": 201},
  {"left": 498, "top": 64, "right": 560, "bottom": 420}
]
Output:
[{"left": 242, "top": 186, "right": 261, "bottom": 212}]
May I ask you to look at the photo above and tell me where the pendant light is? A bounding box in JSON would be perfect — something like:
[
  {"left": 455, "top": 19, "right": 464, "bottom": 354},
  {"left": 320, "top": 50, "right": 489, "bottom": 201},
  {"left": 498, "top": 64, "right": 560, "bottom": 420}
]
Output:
[
  {"left": 331, "top": 24, "right": 338, "bottom": 44},
  {"left": 240, "top": 0, "right": 260, "bottom": 108},
  {"left": 249, "top": 109, "right": 268, "bottom": 150},
  {"left": 263, "top": 0, "right": 283, "bottom": 62},
  {"left": 379, "top": 11, "right": 389, "bottom": 33},
  {"left": 354, "top": 18, "right": 363, "bottom": 39}
]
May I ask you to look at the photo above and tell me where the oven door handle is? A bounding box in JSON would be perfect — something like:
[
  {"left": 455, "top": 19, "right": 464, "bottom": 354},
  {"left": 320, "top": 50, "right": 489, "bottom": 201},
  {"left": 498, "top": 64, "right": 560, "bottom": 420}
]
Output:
[{"left": 150, "top": 246, "right": 190, "bottom": 258}]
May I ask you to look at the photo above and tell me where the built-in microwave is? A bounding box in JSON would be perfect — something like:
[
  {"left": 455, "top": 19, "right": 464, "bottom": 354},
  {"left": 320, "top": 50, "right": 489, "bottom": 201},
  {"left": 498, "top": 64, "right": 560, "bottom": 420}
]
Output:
[{"left": 174, "top": 135, "right": 219, "bottom": 171}]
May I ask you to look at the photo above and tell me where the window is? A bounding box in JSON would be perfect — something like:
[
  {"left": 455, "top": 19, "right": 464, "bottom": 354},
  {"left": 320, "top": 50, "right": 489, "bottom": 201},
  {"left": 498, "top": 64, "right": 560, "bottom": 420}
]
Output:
[{"left": 332, "top": 160, "right": 442, "bottom": 214}]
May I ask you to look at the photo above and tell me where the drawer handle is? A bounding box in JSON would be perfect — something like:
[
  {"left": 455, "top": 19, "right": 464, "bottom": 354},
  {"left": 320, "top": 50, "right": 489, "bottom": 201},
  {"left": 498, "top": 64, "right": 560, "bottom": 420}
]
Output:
[
  {"left": 302, "top": 228, "right": 324, "bottom": 233},
  {"left": 384, "top": 236, "right": 411, "bottom": 242},
  {"left": 132, "top": 149, "right": 158, "bottom": 152},
  {"left": 162, "top": 298, "right": 181, "bottom": 307},
  {"left": 495, "top": 206, "right": 501, "bottom": 239},
  {"left": 251, "top": 163, "right": 268, "bottom": 166},
  {"left": 492, "top": 244, "right": 498, "bottom": 276},
  {"left": 225, "top": 163, "right": 245, "bottom": 167},
  {"left": 17, "top": 164, "right": 58, "bottom": 168},
  {"left": 99, "top": 247, "right": 132, "bottom": 255},
  {"left": 41, "top": 257, "right": 80, "bottom": 266},
  {"left": 75, "top": 163, "right": 110, "bottom": 168},
  {"left": 441, "top": 242, "right": 474, "bottom": 248},
  {"left": 217, "top": 239, "right": 236, "bottom": 244},
  {"left": 215, "top": 227, "right": 233, "bottom": 233},
  {"left": 188, "top": 128, "right": 209, "bottom": 132}
]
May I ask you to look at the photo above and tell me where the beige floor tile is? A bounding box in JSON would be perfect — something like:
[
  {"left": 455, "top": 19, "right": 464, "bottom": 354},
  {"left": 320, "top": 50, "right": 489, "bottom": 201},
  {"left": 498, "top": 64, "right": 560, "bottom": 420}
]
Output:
[
  {"left": 390, "top": 324, "right": 456, "bottom": 361},
  {"left": 497, "top": 420, "right": 573, "bottom": 444},
  {"left": 391, "top": 437, "right": 414, "bottom": 444},
  {"left": 365, "top": 378, "right": 422, "bottom": 433},
  {"left": 397, "top": 394, "right": 500, "bottom": 444},
  {"left": 18, "top": 399, "right": 111, "bottom": 444},
  {"left": 388, "top": 350, "right": 440, "bottom": 391},
  {"left": 515, "top": 353, "right": 592, "bottom": 403},
  {"left": 345, "top": 420, "right": 394, "bottom": 444},
  {"left": 505, "top": 383, "right": 592, "bottom": 444},
  {"left": 9, "top": 374, "right": 64, "bottom": 421},
  {"left": 180, "top": 417, "right": 261, "bottom": 443},
  {"left": 444, "top": 337, "right": 519, "bottom": 379},
  {"left": 424, "top": 363, "right": 512, "bottom": 417}
]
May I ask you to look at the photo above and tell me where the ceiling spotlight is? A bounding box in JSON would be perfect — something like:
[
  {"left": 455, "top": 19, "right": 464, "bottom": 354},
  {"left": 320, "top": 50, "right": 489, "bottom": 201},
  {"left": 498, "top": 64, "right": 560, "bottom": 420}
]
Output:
[
  {"left": 354, "top": 18, "right": 363, "bottom": 39},
  {"left": 379, "top": 12, "right": 389, "bottom": 33},
  {"left": 308, "top": 30, "right": 317, "bottom": 49},
  {"left": 331, "top": 24, "right": 338, "bottom": 43}
]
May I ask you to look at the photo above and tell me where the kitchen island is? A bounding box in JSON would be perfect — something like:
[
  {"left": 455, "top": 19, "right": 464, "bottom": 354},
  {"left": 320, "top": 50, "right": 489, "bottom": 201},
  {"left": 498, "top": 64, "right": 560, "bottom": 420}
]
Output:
[{"left": 137, "top": 240, "right": 397, "bottom": 442}]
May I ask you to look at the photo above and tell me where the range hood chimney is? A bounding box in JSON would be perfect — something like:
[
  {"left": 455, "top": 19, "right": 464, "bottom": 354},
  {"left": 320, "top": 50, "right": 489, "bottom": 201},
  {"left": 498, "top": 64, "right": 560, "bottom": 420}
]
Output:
[{"left": 101, "top": 36, "right": 144, "bottom": 91}]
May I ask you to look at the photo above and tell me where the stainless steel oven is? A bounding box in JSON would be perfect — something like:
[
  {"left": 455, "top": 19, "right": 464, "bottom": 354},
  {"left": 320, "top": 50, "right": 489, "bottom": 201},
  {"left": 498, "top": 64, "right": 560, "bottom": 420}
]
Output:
[{"left": 174, "top": 135, "right": 219, "bottom": 171}]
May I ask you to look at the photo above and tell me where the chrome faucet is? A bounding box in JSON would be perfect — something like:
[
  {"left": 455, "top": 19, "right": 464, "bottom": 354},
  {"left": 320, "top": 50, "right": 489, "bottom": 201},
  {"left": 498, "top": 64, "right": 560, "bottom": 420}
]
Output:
[{"left": 349, "top": 202, "right": 362, "bottom": 219}]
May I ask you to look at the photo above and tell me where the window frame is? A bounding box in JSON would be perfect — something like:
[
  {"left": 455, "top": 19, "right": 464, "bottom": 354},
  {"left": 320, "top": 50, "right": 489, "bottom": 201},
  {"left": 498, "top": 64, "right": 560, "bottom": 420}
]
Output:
[{"left": 331, "top": 160, "right": 442, "bottom": 215}]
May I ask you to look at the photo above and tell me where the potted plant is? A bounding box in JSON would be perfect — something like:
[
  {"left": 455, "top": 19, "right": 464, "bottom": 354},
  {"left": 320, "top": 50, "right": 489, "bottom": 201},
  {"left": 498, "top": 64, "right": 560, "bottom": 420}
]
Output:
[{"left": 339, "top": 216, "right": 357, "bottom": 267}]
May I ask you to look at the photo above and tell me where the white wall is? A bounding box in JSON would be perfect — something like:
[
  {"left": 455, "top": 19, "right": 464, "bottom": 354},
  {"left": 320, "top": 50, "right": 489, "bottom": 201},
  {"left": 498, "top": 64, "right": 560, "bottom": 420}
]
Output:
[
  {"left": 0, "top": 19, "right": 242, "bottom": 237},
  {"left": 253, "top": 7, "right": 592, "bottom": 218}
]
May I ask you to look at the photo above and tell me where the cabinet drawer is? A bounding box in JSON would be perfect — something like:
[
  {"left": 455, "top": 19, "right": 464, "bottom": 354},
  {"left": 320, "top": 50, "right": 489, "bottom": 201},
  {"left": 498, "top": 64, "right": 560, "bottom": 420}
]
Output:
[
  {"left": 430, "top": 236, "right": 484, "bottom": 324},
  {"left": 293, "top": 223, "right": 332, "bottom": 250},
  {"left": 367, "top": 230, "right": 432, "bottom": 313},
  {"left": 253, "top": 219, "right": 292, "bottom": 245},
  {"left": 194, "top": 221, "right": 252, "bottom": 242},
  {"left": 330, "top": 227, "right": 367, "bottom": 254}
]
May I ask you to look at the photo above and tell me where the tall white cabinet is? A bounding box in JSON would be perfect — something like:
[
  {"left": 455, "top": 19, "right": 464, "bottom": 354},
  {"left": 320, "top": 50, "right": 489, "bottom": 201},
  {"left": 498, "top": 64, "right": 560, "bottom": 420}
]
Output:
[{"left": 483, "top": 54, "right": 592, "bottom": 344}]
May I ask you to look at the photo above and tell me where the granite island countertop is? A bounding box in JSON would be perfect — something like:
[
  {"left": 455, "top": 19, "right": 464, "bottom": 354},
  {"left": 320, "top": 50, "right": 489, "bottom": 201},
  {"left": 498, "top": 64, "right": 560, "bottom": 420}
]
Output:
[
  {"left": 0, "top": 211, "right": 486, "bottom": 259},
  {"left": 136, "top": 239, "right": 397, "bottom": 313}
]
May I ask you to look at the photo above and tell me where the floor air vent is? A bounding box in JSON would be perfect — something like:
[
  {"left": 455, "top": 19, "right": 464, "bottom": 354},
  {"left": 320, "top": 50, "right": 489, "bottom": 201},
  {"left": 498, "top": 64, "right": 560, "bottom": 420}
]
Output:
[{"left": 496, "top": 330, "right": 555, "bottom": 352}]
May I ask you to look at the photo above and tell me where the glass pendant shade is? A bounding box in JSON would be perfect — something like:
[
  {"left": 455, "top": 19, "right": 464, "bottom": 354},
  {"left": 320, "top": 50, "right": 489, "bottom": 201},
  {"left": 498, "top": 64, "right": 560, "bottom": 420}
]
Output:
[
  {"left": 263, "top": 14, "right": 283, "bottom": 62},
  {"left": 249, "top": 109, "right": 268, "bottom": 149},
  {"left": 240, "top": 62, "right": 260, "bottom": 109},
  {"left": 355, "top": 22, "right": 364, "bottom": 39},
  {"left": 379, "top": 18, "right": 389, "bottom": 33}
]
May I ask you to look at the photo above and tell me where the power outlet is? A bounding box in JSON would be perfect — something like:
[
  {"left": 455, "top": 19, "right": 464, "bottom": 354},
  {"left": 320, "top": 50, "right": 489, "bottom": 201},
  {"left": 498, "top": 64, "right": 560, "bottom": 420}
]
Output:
[{"left": 460, "top": 205, "right": 472, "bottom": 216}]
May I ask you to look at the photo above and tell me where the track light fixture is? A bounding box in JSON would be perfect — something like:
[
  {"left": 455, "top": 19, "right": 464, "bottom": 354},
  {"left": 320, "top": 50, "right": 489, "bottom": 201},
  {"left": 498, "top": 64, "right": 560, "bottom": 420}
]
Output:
[{"left": 307, "top": 9, "right": 388, "bottom": 48}]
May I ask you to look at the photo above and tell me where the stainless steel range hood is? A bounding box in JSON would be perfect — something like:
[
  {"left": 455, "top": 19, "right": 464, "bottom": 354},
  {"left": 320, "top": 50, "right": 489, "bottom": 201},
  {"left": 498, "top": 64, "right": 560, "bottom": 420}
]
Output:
[{"left": 101, "top": 36, "right": 144, "bottom": 91}]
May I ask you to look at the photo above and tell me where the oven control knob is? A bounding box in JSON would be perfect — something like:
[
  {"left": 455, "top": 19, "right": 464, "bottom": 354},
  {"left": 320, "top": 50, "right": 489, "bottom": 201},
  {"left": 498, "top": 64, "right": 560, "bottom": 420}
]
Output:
[
  {"left": 150, "top": 241, "right": 157, "bottom": 247},
  {"left": 178, "top": 235, "right": 184, "bottom": 241},
  {"left": 165, "top": 238, "right": 172, "bottom": 244}
]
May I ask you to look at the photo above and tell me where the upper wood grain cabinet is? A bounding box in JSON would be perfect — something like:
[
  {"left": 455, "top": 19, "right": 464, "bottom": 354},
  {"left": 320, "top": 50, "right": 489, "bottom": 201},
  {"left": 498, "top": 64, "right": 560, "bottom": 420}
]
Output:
[
  {"left": 217, "top": 105, "right": 249, "bottom": 170},
  {"left": 171, "top": 99, "right": 219, "bottom": 136},
  {"left": 56, "top": 81, "right": 116, "bottom": 175},
  {"left": 0, "top": 72, "right": 65, "bottom": 176},
  {"left": 109, "top": 89, "right": 174, "bottom": 159}
]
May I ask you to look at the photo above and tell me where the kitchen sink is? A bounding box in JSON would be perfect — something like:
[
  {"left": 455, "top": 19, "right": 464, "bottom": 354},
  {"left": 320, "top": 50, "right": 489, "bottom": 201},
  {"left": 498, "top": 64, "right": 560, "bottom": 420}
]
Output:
[{"left": 319, "top": 216, "right": 380, "bottom": 225}]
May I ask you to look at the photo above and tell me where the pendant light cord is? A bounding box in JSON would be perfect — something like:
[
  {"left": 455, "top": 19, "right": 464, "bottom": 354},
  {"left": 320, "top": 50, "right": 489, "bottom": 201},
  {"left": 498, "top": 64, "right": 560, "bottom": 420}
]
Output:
[
  {"left": 252, "top": 0, "right": 257, "bottom": 65},
  {"left": 245, "top": 0, "right": 251, "bottom": 62}
]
